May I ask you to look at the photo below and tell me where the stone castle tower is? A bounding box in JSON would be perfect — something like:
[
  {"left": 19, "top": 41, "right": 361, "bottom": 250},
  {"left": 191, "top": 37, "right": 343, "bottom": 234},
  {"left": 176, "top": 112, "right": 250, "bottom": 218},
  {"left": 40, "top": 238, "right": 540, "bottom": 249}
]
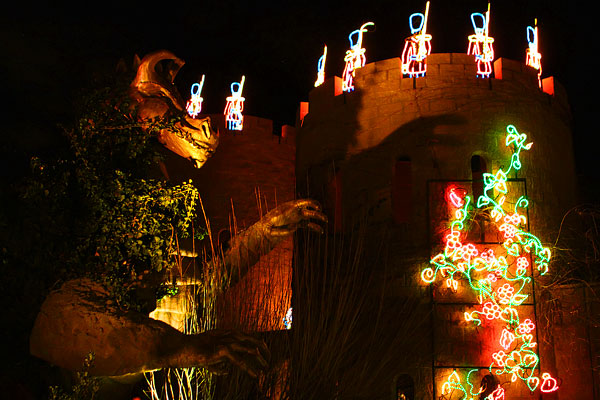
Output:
[{"left": 294, "top": 54, "right": 595, "bottom": 399}]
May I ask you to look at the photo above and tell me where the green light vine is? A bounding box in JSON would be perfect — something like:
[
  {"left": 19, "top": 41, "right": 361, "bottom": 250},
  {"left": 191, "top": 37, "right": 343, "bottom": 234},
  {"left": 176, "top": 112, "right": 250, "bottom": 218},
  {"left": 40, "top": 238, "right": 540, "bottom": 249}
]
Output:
[{"left": 421, "top": 125, "right": 559, "bottom": 398}]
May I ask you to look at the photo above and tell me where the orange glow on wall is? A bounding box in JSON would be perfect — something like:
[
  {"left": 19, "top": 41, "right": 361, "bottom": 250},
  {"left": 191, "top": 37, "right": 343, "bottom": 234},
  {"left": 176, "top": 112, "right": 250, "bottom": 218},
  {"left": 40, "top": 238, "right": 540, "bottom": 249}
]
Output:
[
  {"left": 542, "top": 76, "right": 554, "bottom": 96},
  {"left": 299, "top": 102, "right": 309, "bottom": 126}
]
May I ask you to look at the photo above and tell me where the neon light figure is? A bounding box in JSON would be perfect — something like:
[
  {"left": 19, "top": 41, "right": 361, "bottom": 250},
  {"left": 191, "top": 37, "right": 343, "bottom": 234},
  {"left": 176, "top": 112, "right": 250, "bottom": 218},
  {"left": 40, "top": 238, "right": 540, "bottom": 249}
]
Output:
[
  {"left": 314, "top": 45, "right": 327, "bottom": 87},
  {"left": 467, "top": 3, "right": 495, "bottom": 78},
  {"left": 401, "top": 1, "right": 432, "bottom": 78},
  {"left": 526, "top": 19, "right": 542, "bottom": 88},
  {"left": 224, "top": 75, "right": 245, "bottom": 131},
  {"left": 342, "top": 22, "right": 375, "bottom": 92},
  {"left": 185, "top": 74, "right": 205, "bottom": 118}
]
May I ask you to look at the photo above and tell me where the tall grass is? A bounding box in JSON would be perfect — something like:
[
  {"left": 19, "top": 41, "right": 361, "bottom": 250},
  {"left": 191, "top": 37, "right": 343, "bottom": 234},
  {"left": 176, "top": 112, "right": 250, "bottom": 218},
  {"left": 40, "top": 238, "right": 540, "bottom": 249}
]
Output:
[
  {"left": 145, "top": 280, "right": 218, "bottom": 399},
  {"left": 144, "top": 199, "right": 224, "bottom": 400},
  {"left": 213, "top": 218, "right": 430, "bottom": 399},
  {"left": 145, "top": 201, "right": 429, "bottom": 399}
]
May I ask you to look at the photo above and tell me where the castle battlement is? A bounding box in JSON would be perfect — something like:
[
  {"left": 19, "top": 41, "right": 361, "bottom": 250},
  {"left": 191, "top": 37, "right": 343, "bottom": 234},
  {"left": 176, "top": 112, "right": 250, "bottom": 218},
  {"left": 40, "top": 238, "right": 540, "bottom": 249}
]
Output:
[
  {"left": 296, "top": 53, "right": 576, "bottom": 250},
  {"left": 301, "top": 53, "right": 569, "bottom": 130}
]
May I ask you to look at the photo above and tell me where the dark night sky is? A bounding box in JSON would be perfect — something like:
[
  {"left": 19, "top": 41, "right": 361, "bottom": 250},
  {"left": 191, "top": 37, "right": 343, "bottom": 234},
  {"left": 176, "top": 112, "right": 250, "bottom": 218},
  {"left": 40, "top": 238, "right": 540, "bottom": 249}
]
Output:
[{"left": 1, "top": 1, "right": 596, "bottom": 192}]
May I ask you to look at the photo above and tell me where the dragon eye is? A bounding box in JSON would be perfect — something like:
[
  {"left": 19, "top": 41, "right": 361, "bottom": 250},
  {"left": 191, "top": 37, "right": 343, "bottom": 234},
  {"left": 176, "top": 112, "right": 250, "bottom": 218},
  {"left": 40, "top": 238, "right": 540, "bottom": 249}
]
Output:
[{"left": 202, "top": 123, "right": 210, "bottom": 139}]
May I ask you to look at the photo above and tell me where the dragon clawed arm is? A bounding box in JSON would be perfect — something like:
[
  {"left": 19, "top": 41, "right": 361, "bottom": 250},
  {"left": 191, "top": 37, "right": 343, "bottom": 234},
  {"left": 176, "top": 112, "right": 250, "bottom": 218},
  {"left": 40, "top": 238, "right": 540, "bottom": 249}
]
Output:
[{"left": 218, "top": 199, "right": 327, "bottom": 286}]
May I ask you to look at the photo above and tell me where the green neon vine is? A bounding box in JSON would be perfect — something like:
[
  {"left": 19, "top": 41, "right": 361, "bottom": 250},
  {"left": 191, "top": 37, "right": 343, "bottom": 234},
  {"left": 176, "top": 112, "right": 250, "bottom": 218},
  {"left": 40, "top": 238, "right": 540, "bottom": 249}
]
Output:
[{"left": 422, "top": 125, "right": 559, "bottom": 398}]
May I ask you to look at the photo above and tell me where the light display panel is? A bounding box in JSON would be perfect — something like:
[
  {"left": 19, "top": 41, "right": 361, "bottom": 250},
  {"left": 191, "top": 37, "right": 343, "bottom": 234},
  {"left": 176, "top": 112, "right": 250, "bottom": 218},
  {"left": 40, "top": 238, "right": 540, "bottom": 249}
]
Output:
[
  {"left": 314, "top": 45, "right": 327, "bottom": 87},
  {"left": 467, "top": 3, "right": 495, "bottom": 78},
  {"left": 186, "top": 75, "right": 205, "bottom": 118},
  {"left": 342, "top": 22, "right": 375, "bottom": 92},
  {"left": 526, "top": 19, "right": 542, "bottom": 88},
  {"left": 424, "top": 125, "right": 559, "bottom": 397},
  {"left": 401, "top": 1, "right": 432, "bottom": 78},
  {"left": 224, "top": 75, "right": 245, "bottom": 131}
]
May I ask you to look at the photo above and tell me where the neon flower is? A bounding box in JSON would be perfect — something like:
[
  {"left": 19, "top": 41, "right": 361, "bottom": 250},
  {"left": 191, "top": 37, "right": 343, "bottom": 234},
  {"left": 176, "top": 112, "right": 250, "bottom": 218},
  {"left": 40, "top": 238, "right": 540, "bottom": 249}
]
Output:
[
  {"left": 401, "top": 1, "right": 432, "bottom": 78},
  {"left": 440, "top": 370, "right": 509, "bottom": 400},
  {"left": 540, "top": 373, "right": 559, "bottom": 393},
  {"left": 516, "top": 256, "right": 529, "bottom": 276},
  {"left": 492, "top": 351, "right": 508, "bottom": 368},
  {"left": 186, "top": 75, "right": 205, "bottom": 118},
  {"left": 499, "top": 328, "right": 516, "bottom": 350},
  {"left": 483, "top": 302, "right": 502, "bottom": 320},
  {"left": 441, "top": 370, "right": 468, "bottom": 399},
  {"left": 314, "top": 45, "right": 327, "bottom": 87},
  {"left": 224, "top": 75, "right": 245, "bottom": 131},
  {"left": 342, "top": 22, "right": 375, "bottom": 92},
  {"left": 467, "top": 3, "right": 495, "bottom": 78},
  {"left": 486, "top": 386, "right": 505, "bottom": 400},
  {"left": 496, "top": 284, "right": 515, "bottom": 305},
  {"left": 517, "top": 319, "right": 535, "bottom": 335},
  {"left": 526, "top": 19, "right": 542, "bottom": 87},
  {"left": 447, "top": 185, "right": 465, "bottom": 208},
  {"left": 421, "top": 124, "right": 558, "bottom": 395},
  {"left": 499, "top": 222, "right": 518, "bottom": 239},
  {"left": 504, "top": 212, "right": 526, "bottom": 227}
]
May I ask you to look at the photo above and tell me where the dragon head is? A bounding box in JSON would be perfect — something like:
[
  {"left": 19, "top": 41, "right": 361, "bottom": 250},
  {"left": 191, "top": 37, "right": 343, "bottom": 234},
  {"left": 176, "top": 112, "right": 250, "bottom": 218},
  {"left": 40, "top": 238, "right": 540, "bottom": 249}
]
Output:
[{"left": 129, "top": 50, "right": 219, "bottom": 169}]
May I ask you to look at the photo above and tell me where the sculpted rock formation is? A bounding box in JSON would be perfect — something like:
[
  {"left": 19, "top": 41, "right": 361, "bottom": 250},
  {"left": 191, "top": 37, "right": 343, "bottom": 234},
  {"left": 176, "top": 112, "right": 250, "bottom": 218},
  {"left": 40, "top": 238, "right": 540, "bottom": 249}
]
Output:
[
  {"left": 29, "top": 50, "right": 325, "bottom": 378},
  {"left": 128, "top": 50, "right": 219, "bottom": 170}
]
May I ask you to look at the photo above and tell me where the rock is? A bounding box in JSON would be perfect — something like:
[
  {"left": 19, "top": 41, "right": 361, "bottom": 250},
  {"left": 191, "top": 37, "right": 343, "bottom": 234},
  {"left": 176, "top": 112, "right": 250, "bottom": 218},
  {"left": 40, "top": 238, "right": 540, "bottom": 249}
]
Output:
[
  {"left": 30, "top": 278, "right": 270, "bottom": 379},
  {"left": 30, "top": 278, "right": 183, "bottom": 377}
]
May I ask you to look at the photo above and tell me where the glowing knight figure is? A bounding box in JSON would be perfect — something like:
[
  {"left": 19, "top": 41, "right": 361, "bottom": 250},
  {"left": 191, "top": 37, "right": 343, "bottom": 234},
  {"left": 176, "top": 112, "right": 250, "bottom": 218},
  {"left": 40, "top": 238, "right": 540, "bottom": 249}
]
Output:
[
  {"left": 224, "top": 75, "right": 245, "bottom": 131},
  {"left": 314, "top": 45, "right": 327, "bottom": 87},
  {"left": 467, "top": 3, "right": 495, "bottom": 78},
  {"left": 185, "top": 75, "right": 205, "bottom": 118},
  {"left": 401, "top": 1, "right": 432, "bottom": 78},
  {"left": 342, "top": 22, "right": 375, "bottom": 92},
  {"left": 526, "top": 19, "right": 542, "bottom": 88}
]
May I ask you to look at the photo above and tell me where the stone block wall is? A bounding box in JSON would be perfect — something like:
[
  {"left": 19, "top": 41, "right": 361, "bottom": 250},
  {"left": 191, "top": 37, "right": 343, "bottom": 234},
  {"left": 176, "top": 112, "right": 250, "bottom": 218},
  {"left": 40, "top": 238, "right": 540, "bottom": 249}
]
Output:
[{"left": 537, "top": 283, "right": 600, "bottom": 399}]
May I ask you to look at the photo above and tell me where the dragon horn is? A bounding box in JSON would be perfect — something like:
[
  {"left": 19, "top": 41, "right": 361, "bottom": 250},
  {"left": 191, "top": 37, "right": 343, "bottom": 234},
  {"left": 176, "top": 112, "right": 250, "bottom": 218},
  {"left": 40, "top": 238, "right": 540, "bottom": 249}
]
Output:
[{"left": 131, "top": 50, "right": 186, "bottom": 110}]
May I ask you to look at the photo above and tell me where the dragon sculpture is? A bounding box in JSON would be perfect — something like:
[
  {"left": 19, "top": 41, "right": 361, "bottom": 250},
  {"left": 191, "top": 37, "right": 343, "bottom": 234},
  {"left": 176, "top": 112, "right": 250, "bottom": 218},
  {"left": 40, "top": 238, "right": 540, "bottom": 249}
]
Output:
[{"left": 29, "top": 50, "right": 326, "bottom": 379}]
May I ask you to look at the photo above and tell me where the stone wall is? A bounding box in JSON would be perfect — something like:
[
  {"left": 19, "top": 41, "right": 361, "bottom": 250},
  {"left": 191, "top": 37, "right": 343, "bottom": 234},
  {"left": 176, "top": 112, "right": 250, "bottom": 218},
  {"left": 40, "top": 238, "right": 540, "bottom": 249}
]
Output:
[{"left": 537, "top": 283, "right": 600, "bottom": 399}]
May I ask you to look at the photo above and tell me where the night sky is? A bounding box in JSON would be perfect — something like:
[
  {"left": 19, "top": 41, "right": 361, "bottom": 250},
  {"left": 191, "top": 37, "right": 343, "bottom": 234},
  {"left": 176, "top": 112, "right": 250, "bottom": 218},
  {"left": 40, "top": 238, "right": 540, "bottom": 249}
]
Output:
[{"left": 1, "top": 1, "right": 595, "bottom": 194}]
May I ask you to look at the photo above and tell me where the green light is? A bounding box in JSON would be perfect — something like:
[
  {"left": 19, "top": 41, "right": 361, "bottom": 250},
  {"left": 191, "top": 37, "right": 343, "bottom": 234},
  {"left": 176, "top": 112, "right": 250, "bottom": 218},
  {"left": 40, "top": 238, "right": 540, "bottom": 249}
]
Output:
[{"left": 426, "top": 125, "right": 559, "bottom": 394}]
